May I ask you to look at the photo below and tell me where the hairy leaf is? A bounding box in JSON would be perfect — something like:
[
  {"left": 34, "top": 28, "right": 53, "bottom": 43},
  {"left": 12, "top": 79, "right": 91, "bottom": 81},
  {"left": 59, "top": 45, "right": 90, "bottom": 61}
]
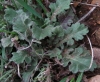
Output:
[
  {"left": 10, "top": 50, "right": 27, "bottom": 64},
  {"left": 61, "top": 8, "right": 75, "bottom": 29},
  {"left": 25, "top": 56, "right": 31, "bottom": 64},
  {"left": 48, "top": 48, "right": 62, "bottom": 59},
  {"left": 60, "top": 23, "right": 89, "bottom": 46},
  {"left": 54, "top": 26, "right": 65, "bottom": 37},
  {"left": 1, "top": 37, "right": 12, "bottom": 48},
  {"left": 32, "top": 25, "right": 55, "bottom": 40},
  {"left": 62, "top": 47, "right": 97, "bottom": 73},
  {"left": 49, "top": 0, "right": 71, "bottom": 21},
  {"left": 4, "top": 8, "right": 17, "bottom": 23},
  {"left": 4, "top": 8, "right": 33, "bottom": 33},
  {"left": 13, "top": 9, "right": 29, "bottom": 32},
  {"left": 22, "top": 72, "right": 32, "bottom": 82}
]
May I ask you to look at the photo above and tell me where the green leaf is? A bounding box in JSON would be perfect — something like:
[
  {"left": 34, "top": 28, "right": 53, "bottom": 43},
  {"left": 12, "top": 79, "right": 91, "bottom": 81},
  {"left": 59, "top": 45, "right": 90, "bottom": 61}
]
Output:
[
  {"left": 22, "top": 71, "right": 32, "bottom": 82},
  {"left": 2, "top": 48, "right": 7, "bottom": 60},
  {"left": 49, "top": 0, "right": 71, "bottom": 14},
  {"left": 47, "top": 48, "right": 62, "bottom": 59},
  {"left": 13, "top": 9, "right": 31, "bottom": 32},
  {"left": 4, "top": 8, "right": 17, "bottom": 24},
  {"left": 70, "top": 78, "right": 75, "bottom": 82},
  {"left": 76, "top": 72, "right": 83, "bottom": 82},
  {"left": 4, "top": 8, "right": 33, "bottom": 33},
  {"left": 71, "top": 23, "right": 88, "bottom": 41},
  {"left": 49, "top": 0, "right": 71, "bottom": 21},
  {"left": 1, "top": 37, "right": 12, "bottom": 48},
  {"left": 11, "top": 0, "right": 22, "bottom": 9},
  {"left": 54, "top": 26, "right": 65, "bottom": 37},
  {"left": 0, "top": 4, "right": 3, "bottom": 10},
  {"left": 10, "top": 50, "right": 27, "bottom": 64},
  {"left": 69, "top": 23, "right": 88, "bottom": 40},
  {"left": 59, "top": 23, "right": 89, "bottom": 46},
  {"left": 25, "top": 28, "right": 32, "bottom": 40},
  {"left": 62, "top": 47, "right": 97, "bottom": 73},
  {"left": 25, "top": 56, "right": 31, "bottom": 64},
  {"left": 16, "top": 0, "right": 42, "bottom": 19},
  {"left": 60, "top": 77, "right": 67, "bottom": 82},
  {"left": 32, "top": 25, "right": 55, "bottom": 40}
]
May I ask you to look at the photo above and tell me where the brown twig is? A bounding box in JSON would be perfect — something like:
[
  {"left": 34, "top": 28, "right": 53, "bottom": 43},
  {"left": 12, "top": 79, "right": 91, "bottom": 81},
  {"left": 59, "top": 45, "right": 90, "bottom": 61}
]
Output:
[
  {"left": 77, "top": 6, "right": 96, "bottom": 23},
  {"left": 86, "top": 35, "right": 94, "bottom": 69},
  {"left": 18, "top": 39, "right": 41, "bottom": 51},
  {"left": 17, "top": 64, "right": 21, "bottom": 78},
  {"left": 71, "top": 2, "right": 100, "bottom": 7}
]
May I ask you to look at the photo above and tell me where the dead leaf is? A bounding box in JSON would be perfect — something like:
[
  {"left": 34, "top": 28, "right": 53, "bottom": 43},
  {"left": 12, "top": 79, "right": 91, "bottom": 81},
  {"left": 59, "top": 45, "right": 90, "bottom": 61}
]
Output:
[{"left": 88, "top": 75, "right": 100, "bottom": 82}]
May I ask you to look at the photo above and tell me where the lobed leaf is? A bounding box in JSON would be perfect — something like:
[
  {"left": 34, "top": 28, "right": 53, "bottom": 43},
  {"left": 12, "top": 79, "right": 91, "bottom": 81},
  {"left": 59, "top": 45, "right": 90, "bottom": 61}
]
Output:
[
  {"left": 10, "top": 50, "right": 27, "bottom": 64},
  {"left": 4, "top": 8, "right": 17, "bottom": 24},
  {"left": 32, "top": 25, "right": 55, "bottom": 40},
  {"left": 49, "top": 0, "right": 71, "bottom": 21},
  {"left": 1, "top": 37, "right": 12, "bottom": 48},
  {"left": 47, "top": 48, "right": 62, "bottom": 59},
  {"left": 62, "top": 47, "right": 97, "bottom": 73},
  {"left": 59, "top": 23, "right": 89, "bottom": 46},
  {"left": 4, "top": 8, "right": 34, "bottom": 33},
  {"left": 22, "top": 72, "right": 32, "bottom": 82},
  {"left": 53, "top": 26, "right": 65, "bottom": 37}
]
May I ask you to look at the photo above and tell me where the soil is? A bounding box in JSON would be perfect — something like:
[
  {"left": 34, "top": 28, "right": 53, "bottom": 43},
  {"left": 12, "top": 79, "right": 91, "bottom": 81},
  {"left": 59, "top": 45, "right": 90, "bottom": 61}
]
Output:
[{"left": 73, "top": 0, "right": 100, "bottom": 81}]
